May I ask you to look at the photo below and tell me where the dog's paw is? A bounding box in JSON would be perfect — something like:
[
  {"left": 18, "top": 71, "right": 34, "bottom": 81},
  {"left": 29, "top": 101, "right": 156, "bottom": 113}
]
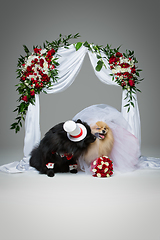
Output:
[
  {"left": 47, "top": 169, "right": 55, "bottom": 177},
  {"left": 69, "top": 164, "right": 77, "bottom": 174},
  {"left": 70, "top": 169, "right": 78, "bottom": 174}
]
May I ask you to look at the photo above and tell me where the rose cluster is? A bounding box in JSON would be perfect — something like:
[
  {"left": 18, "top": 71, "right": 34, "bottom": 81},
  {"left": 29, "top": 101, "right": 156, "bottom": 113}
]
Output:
[
  {"left": 20, "top": 47, "right": 56, "bottom": 102},
  {"left": 90, "top": 156, "right": 114, "bottom": 178},
  {"left": 109, "top": 52, "right": 136, "bottom": 90}
]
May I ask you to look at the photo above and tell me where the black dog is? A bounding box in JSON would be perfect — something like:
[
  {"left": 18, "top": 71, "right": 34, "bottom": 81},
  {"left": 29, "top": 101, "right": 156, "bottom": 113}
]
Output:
[{"left": 29, "top": 119, "right": 96, "bottom": 177}]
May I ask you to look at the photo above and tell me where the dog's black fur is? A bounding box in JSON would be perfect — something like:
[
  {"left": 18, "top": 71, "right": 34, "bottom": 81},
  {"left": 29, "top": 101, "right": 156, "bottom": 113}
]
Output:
[{"left": 29, "top": 119, "right": 96, "bottom": 177}]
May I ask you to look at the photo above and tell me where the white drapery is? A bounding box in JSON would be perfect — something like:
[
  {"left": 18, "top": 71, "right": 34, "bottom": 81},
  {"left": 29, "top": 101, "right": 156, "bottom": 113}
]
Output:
[{"left": 0, "top": 44, "right": 141, "bottom": 173}]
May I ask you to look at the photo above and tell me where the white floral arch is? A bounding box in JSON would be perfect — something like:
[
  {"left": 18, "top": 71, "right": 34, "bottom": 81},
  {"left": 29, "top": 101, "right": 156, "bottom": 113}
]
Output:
[
  {"left": 0, "top": 44, "right": 141, "bottom": 173},
  {"left": 23, "top": 44, "right": 141, "bottom": 164}
]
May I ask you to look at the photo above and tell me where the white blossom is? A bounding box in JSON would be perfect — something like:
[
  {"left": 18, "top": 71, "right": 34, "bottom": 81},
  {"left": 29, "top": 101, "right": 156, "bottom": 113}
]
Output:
[
  {"left": 98, "top": 165, "right": 102, "bottom": 169},
  {"left": 97, "top": 173, "right": 101, "bottom": 178},
  {"left": 93, "top": 160, "right": 97, "bottom": 165},
  {"left": 41, "top": 49, "right": 47, "bottom": 54}
]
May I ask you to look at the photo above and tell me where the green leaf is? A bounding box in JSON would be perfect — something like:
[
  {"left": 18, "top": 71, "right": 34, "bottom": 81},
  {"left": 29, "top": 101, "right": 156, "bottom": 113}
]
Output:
[
  {"left": 96, "top": 54, "right": 101, "bottom": 59},
  {"left": 95, "top": 60, "right": 103, "bottom": 71},
  {"left": 75, "top": 42, "right": 82, "bottom": 51},
  {"left": 13, "top": 108, "right": 18, "bottom": 112},
  {"left": 83, "top": 41, "right": 90, "bottom": 48},
  {"left": 127, "top": 107, "right": 130, "bottom": 112},
  {"left": 23, "top": 45, "right": 30, "bottom": 54},
  {"left": 136, "top": 89, "right": 142, "bottom": 93}
]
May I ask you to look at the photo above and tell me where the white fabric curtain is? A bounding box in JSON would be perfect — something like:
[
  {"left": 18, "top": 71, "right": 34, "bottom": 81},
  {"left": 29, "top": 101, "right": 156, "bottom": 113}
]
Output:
[
  {"left": 0, "top": 44, "right": 141, "bottom": 173},
  {"left": 88, "top": 50, "right": 141, "bottom": 143}
]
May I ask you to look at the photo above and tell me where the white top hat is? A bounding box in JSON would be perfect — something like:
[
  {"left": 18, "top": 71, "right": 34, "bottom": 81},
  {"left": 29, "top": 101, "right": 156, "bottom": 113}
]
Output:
[{"left": 63, "top": 120, "right": 87, "bottom": 142}]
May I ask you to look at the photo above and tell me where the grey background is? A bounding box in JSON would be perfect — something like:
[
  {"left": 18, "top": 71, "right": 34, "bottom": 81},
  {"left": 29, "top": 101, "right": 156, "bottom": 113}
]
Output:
[{"left": 0, "top": 0, "right": 160, "bottom": 162}]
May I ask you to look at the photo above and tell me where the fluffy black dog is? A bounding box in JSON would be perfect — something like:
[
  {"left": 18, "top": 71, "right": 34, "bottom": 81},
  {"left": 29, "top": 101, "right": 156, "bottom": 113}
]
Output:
[{"left": 29, "top": 119, "right": 96, "bottom": 177}]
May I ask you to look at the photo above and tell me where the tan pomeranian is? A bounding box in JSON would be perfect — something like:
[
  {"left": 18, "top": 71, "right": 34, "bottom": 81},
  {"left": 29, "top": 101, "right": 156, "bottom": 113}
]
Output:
[{"left": 83, "top": 121, "right": 114, "bottom": 165}]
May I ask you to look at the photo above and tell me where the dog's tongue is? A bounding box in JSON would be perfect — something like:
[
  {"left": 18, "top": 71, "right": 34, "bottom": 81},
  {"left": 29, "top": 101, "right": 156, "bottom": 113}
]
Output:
[{"left": 99, "top": 134, "right": 105, "bottom": 139}]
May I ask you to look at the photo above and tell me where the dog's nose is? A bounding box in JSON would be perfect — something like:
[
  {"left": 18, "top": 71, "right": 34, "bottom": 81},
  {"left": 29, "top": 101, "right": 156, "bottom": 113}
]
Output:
[{"left": 102, "top": 130, "right": 106, "bottom": 134}]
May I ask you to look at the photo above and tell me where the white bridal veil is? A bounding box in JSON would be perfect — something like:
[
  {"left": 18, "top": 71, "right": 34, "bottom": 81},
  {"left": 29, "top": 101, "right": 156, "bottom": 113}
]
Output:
[{"left": 0, "top": 44, "right": 159, "bottom": 173}]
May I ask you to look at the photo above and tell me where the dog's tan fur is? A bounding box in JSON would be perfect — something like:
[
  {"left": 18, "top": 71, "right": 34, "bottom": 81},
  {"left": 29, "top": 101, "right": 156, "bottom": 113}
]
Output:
[{"left": 83, "top": 121, "right": 114, "bottom": 165}]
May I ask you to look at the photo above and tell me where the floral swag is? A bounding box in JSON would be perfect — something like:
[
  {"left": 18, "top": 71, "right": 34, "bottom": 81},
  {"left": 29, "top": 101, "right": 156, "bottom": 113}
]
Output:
[{"left": 11, "top": 33, "right": 143, "bottom": 133}]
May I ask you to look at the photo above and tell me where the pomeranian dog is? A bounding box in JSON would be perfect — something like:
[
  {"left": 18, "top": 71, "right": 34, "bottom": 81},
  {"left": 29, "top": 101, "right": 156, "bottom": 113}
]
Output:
[
  {"left": 30, "top": 119, "right": 96, "bottom": 177},
  {"left": 82, "top": 121, "right": 114, "bottom": 165}
]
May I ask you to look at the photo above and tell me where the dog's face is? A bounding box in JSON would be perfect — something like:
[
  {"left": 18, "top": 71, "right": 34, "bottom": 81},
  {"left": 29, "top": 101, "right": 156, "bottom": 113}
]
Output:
[
  {"left": 91, "top": 121, "right": 109, "bottom": 140},
  {"left": 51, "top": 119, "right": 96, "bottom": 156}
]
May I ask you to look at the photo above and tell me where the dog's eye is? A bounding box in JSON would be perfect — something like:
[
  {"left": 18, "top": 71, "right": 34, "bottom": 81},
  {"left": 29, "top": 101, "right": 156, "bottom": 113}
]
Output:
[{"left": 96, "top": 128, "right": 100, "bottom": 130}]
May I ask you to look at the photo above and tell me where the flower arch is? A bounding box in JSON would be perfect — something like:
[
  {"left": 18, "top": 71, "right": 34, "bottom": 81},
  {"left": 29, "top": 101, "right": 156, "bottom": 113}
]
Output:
[{"left": 9, "top": 33, "right": 142, "bottom": 172}]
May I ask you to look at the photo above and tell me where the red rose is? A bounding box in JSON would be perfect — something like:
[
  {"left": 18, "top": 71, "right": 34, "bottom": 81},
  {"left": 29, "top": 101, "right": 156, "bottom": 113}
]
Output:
[
  {"left": 47, "top": 49, "right": 55, "bottom": 57},
  {"left": 109, "top": 55, "right": 117, "bottom": 64},
  {"left": 35, "top": 83, "right": 40, "bottom": 88},
  {"left": 121, "top": 81, "right": 126, "bottom": 87},
  {"left": 22, "top": 95, "right": 28, "bottom": 102},
  {"left": 131, "top": 66, "right": 136, "bottom": 74},
  {"left": 128, "top": 79, "right": 135, "bottom": 87},
  {"left": 124, "top": 72, "right": 129, "bottom": 77},
  {"left": 51, "top": 65, "right": 55, "bottom": 70},
  {"left": 34, "top": 48, "right": 42, "bottom": 54},
  {"left": 30, "top": 89, "right": 35, "bottom": 96},
  {"left": 42, "top": 73, "right": 50, "bottom": 82},
  {"left": 50, "top": 48, "right": 55, "bottom": 55},
  {"left": 120, "top": 63, "right": 130, "bottom": 68},
  {"left": 27, "top": 66, "right": 33, "bottom": 74},
  {"left": 39, "top": 58, "right": 44, "bottom": 68},
  {"left": 116, "top": 52, "right": 123, "bottom": 57},
  {"left": 21, "top": 77, "right": 26, "bottom": 81}
]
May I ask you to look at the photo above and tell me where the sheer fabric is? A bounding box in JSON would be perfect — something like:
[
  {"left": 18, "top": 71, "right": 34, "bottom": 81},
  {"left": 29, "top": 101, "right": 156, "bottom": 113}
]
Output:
[
  {"left": 0, "top": 44, "right": 145, "bottom": 173},
  {"left": 73, "top": 104, "right": 140, "bottom": 173}
]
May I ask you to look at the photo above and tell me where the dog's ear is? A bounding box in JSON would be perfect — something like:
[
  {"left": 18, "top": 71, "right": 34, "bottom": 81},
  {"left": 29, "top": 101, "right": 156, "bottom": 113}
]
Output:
[{"left": 76, "top": 119, "right": 82, "bottom": 124}]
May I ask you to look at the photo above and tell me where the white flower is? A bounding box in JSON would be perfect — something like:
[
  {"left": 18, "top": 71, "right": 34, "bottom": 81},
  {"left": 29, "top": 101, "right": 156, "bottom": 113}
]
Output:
[
  {"left": 24, "top": 81, "right": 29, "bottom": 86},
  {"left": 123, "top": 58, "right": 129, "bottom": 64},
  {"left": 41, "top": 49, "right": 47, "bottom": 54},
  {"left": 121, "top": 68, "right": 126, "bottom": 73},
  {"left": 105, "top": 162, "right": 109, "bottom": 166},
  {"left": 104, "top": 168, "right": 108, "bottom": 173},
  {"left": 27, "top": 55, "right": 36, "bottom": 65},
  {"left": 92, "top": 169, "right": 97, "bottom": 173},
  {"left": 130, "top": 60, "right": 134, "bottom": 67},
  {"left": 107, "top": 174, "right": 110, "bottom": 178},
  {"left": 93, "top": 160, "right": 97, "bottom": 165},
  {"left": 127, "top": 67, "right": 131, "bottom": 73},
  {"left": 116, "top": 65, "right": 121, "bottom": 72},
  {"left": 43, "top": 61, "right": 48, "bottom": 70},
  {"left": 112, "top": 65, "right": 122, "bottom": 74},
  {"left": 112, "top": 68, "right": 117, "bottom": 74},
  {"left": 98, "top": 165, "right": 102, "bottom": 169},
  {"left": 97, "top": 173, "right": 101, "bottom": 178}
]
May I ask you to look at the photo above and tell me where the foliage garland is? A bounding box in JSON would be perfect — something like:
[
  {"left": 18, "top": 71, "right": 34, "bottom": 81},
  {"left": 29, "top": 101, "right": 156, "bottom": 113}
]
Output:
[
  {"left": 75, "top": 41, "right": 143, "bottom": 111},
  {"left": 11, "top": 33, "right": 80, "bottom": 133},
  {"left": 11, "top": 33, "right": 143, "bottom": 133}
]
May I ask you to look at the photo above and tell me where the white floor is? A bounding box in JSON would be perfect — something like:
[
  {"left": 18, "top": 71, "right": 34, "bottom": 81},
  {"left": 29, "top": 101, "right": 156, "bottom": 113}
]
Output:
[{"left": 0, "top": 149, "right": 160, "bottom": 240}]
